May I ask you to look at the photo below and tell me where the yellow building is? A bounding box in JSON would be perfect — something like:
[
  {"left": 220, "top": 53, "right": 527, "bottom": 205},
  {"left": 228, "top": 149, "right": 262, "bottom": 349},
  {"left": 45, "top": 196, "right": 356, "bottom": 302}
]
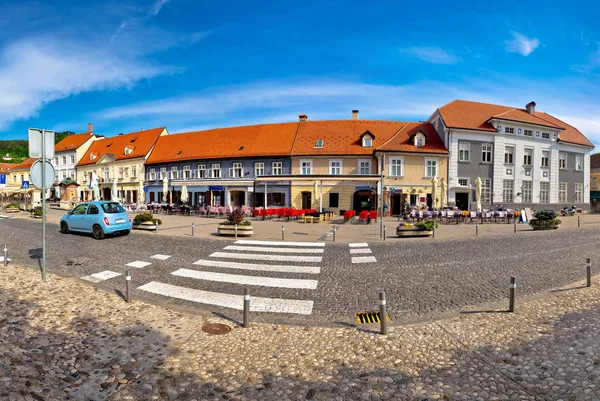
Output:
[
  {"left": 76, "top": 128, "right": 167, "bottom": 204},
  {"left": 6, "top": 158, "right": 41, "bottom": 208}
]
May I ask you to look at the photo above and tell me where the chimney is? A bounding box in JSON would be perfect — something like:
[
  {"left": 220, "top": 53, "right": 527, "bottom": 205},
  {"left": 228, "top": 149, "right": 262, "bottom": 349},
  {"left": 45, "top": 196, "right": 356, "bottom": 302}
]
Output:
[
  {"left": 299, "top": 114, "right": 308, "bottom": 122},
  {"left": 525, "top": 101, "right": 536, "bottom": 115},
  {"left": 88, "top": 123, "right": 93, "bottom": 132},
  {"left": 352, "top": 110, "right": 359, "bottom": 120}
]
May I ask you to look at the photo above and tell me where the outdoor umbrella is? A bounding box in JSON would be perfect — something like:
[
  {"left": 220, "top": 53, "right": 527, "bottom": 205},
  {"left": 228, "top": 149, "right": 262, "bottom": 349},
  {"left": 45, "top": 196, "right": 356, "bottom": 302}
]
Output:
[
  {"left": 431, "top": 176, "right": 438, "bottom": 210},
  {"left": 93, "top": 179, "right": 100, "bottom": 201},
  {"left": 54, "top": 185, "right": 60, "bottom": 200},
  {"left": 313, "top": 180, "right": 318, "bottom": 208},
  {"left": 112, "top": 178, "right": 118, "bottom": 202},
  {"left": 475, "top": 177, "right": 482, "bottom": 212},
  {"left": 180, "top": 185, "right": 188, "bottom": 204},
  {"left": 138, "top": 181, "right": 144, "bottom": 206},
  {"left": 162, "top": 177, "right": 169, "bottom": 203},
  {"left": 440, "top": 178, "right": 447, "bottom": 208}
]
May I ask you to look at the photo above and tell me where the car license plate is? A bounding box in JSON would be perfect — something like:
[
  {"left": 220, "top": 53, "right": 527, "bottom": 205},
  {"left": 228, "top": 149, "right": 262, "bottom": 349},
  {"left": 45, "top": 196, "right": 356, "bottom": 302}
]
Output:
[{"left": 116, "top": 219, "right": 126, "bottom": 224}]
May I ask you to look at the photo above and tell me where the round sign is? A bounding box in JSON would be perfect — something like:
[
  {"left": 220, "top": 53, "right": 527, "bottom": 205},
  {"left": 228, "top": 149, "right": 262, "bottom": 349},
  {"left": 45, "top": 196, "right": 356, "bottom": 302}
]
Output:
[{"left": 30, "top": 160, "right": 55, "bottom": 190}]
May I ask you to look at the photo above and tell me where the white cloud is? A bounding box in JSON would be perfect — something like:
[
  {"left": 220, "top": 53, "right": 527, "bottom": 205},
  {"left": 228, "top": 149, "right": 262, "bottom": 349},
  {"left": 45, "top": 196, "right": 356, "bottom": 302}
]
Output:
[
  {"left": 399, "top": 46, "right": 459, "bottom": 64},
  {"left": 505, "top": 32, "right": 540, "bottom": 56},
  {"left": 149, "top": 0, "right": 170, "bottom": 16}
]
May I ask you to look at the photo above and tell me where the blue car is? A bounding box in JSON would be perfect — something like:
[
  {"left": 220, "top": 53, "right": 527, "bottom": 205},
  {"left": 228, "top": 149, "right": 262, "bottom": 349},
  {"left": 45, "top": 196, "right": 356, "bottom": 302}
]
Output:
[{"left": 60, "top": 201, "right": 132, "bottom": 239}]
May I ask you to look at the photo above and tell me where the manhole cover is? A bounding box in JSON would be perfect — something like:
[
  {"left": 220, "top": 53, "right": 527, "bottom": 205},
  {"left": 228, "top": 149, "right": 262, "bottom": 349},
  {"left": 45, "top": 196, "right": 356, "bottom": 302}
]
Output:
[
  {"left": 355, "top": 311, "right": 391, "bottom": 324},
  {"left": 201, "top": 323, "right": 231, "bottom": 335}
]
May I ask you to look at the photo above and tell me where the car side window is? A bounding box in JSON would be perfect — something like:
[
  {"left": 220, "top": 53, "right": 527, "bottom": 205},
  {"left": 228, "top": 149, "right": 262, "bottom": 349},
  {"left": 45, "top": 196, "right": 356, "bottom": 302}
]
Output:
[
  {"left": 72, "top": 205, "right": 87, "bottom": 215},
  {"left": 87, "top": 205, "right": 99, "bottom": 215}
]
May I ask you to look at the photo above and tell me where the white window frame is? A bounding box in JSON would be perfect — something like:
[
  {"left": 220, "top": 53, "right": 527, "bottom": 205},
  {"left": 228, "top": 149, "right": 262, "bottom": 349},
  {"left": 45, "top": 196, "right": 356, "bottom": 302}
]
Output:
[
  {"left": 522, "top": 181, "right": 532, "bottom": 203},
  {"left": 183, "top": 165, "right": 191, "bottom": 179},
  {"left": 482, "top": 179, "right": 491, "bottom": 202},
  {"left": 541, "top": 150, "right": 550, "bottom": 168},
  {"left": 415, "top": 137, "right": 424, "bottom": 147},
  {"left": 148, "top": 168, "right": 156, "bottom": 181},
  {"left": 255, "top": 162, "right": 264, "bottom": 177},
  {"left": 198, "top": 164, "right": 206, "bottom": 178},
  {"left": 212, "top": 163, "right": 221, "bottom": 178},
  {"left": 482, "top": 144, "right": 492, "bottom": 163},
  {"left": 62, "top": 156, "right": 67, "bottom": 165},
  {"left": 362, "top": 136, "right": 373, "bottom": 148},
  {"left": 504, "top": 146, "right": 514, "bottom": 164},
  {"left": 504, "top": 127, "right": 514, "bottom": 134},
  {"left": 575, "top": 183, "right": 583, "bottom": 203},
  {"left": 104, "top": 168, "right": 110, "bottom": 181},
  {"left": 523, "top": 148, "right": 533, "bottom": 166},
  {"left": 540, "top": 182, "right": 549, "bottom": 203},
  {"left": 559, "top": 152, "right": 567, "bottom": 169},
  {"left": 118, "top": 167, "right": 124, "bottom": 179},
  {"left": 389, "top": 157, "right": 404, "bottom": 177},
  {"left": 54, "top": 157, "right": 59, "bottom": 166},
  {"left": 558, "top": 182, "right": 567, "bottom": 203},
  {"left": 159, "top": 167, "right": 167, "bottom": 180},
  {"left": 315, "top": 140, "right": 324, "bottom": 148},
  {"left": 425, "top": 158, "right": 438, "bottom": 178},
  {"left": 593, "top": 177, "right": 598, "bottom": 189},
  {"left": 69, "top": 154, "right": 75, "bottom": 164},
  {"left": 329, "top": 160, "right": 342, "bottom": 175},
  {"left": 458, "top": 142, "right": 470, "bottom": 162},
  {"left": 358, "top": 159, "right": 371, "bottom": 175},
  {"left": 170, "top": 166, "right": 178, "bottom": 179},
  {"left": 575, "top": 155, "right": 583, "bottom": 171},
  {"left": 272, "top": 162, "right": 283, "bottom": 175},
  {"left": 457, "top": 177, "right": 469, "bottom": 187},
  {"left": 542, "top": 132, "right": 550, "bottom": 139},
  {"left": 503, "top": 180, "right": 514, "bottom": 203},
  {"left": 300, "top": 160, "right": 312, "bottom": 175},
  {"left": 131, "top": 165, "right": 137, "bottom": 178},
  {"left": 524, "top": 129, "right": 533, "bottom": 137}
]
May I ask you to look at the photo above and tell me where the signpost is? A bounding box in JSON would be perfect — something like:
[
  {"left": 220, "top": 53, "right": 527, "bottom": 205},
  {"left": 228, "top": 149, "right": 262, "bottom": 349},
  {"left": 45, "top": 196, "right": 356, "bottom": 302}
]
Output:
[
  {"left": 28, "top": 128, "right": 55, "bottom": 282},
  {"left": 0, "top": 174, "right": 5, "bottom": 212}
]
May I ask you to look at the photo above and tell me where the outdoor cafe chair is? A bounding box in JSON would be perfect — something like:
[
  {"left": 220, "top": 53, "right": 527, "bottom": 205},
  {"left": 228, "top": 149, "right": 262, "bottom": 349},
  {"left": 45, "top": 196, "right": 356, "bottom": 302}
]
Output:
[
  {"left": 469, "top": 211, "right": 477, "bottom": 223},
  {"left": 446, "top": 210, "right": 455, "bottom": 224}
]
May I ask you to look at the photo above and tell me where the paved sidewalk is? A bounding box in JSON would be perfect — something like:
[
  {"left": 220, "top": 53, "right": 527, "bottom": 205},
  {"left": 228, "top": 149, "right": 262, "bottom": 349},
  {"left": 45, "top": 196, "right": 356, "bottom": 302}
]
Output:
[{"left": 1, "top": 265, "right": 599, "bottom": 400}]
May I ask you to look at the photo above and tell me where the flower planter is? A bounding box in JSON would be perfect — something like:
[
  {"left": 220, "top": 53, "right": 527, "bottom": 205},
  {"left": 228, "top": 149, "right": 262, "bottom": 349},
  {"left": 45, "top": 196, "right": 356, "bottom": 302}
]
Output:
[
  {"left": 218, "top": 224, "right": 253, "bottom": 237},
  {"left": 5, "top": 208, "right": 19, "bottom": 214},
  {"left": 396, "top": 227, "right": 433, "bottom": 238},
  {"left": 133, "top": 221, "right": 157, "bottom": 231},
  {"left": 531, "top": 225, "right": 560, "bottom": 231}
]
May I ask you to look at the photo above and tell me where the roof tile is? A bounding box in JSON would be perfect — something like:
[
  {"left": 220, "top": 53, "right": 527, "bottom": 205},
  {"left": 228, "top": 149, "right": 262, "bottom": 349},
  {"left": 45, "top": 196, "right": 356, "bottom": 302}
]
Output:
[
  {"left": 376, "top": 122, "right": 448, "bottom": 154},
  {"left": 54, "top": 131, "right": 95, "bottom": 152}
]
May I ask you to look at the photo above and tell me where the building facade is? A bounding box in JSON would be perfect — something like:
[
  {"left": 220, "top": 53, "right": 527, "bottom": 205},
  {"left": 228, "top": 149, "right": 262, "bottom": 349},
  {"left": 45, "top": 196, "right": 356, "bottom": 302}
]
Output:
[
  {"left": 590, "top": 153, "right": 600, "bottom": 212},
  {"left": 430, "top": 100, "right": 594, "bottom": 211}
]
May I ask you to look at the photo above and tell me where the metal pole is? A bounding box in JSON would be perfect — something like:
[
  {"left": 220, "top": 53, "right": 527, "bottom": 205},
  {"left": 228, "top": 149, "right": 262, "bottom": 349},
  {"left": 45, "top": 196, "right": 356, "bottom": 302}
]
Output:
[
  {"left": 154, "top": 219, "right": 158, "bottom": 233},
  {"left": 383, "top": 225, "right": 386, "bottom": 240},
  {"left": 380, "top": 155, "right": 384, "bottom": 239},
  {"left": 509, "top": 276, "right": 516, "bottom": 313},
  {"left": 41, "top": 129, "right": 47, "bottom": 281},
  {"left": 432, "top": 224, "right": 435, "bottom": 238},
  {"left": 192, "top": 223, "right": 195, "bottom": 237},
  {"left": 476, "top": 222, "right": 479, "bottom": 236},
  {"left": 379, "top": 291, "right": 387, "bottom": 335},
  {"left": 578, "top": 215, "right": 581, "bottom": 228},
  {"left": 586, "top": 257, "right": 592, "bottom": 288},
  {"left": 243, "top": 288, "right": 250, "bottom": 328},
  {"left": 235, "top": 224, "right": 238, "bottom": 239},
  {"left": 125, "top": 270, "right": 131, "bottom": 303},
  {"left": 333, "top": 226, "right": 336, "bottom": 242},
  {"left": 514, "top": 220, "right": 517, "bottom": 233},
  {"left": 3, "top": 245, "right": 7, "bottom": 267},
  {"left": 281, "top": 224, "right": 285, "bottom": 241}
]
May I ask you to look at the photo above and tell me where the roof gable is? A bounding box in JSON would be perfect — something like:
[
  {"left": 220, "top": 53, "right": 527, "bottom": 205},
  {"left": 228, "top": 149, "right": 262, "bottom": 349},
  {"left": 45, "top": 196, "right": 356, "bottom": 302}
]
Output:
[
  {"left": 377, "top": 122, "right": 448, "bottom": 154},
  {"left": 54, "top": 131, "right": 95, "bottom": 152}
]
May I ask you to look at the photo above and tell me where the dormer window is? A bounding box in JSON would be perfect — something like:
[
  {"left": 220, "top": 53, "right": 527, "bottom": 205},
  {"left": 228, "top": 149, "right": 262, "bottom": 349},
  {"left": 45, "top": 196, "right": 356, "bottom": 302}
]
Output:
[
  {"left": 124, "top": 146, "right": 135, "bottom": 155},
  {"left": 90, "top": 153, "right": 97, "bottom": 161},
  {"left": 315, "top": 140, "right": 324, "bottom": 148},
  {"left": 416, "top": 138, "right": 424, "bottom": 146},
  {"left": 362, "top": 136, "right": 373, "bottom": 148},
  {"left": 412, "top": 130, "right": 427, "bottom": 147}
]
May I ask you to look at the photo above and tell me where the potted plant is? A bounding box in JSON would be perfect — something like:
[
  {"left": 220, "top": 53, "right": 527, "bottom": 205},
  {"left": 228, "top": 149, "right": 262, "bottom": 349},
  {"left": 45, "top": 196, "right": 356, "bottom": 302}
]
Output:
[
  {"left": 529, "top": 210, "right": 561, "bottom": 231},
  {"left": 396, "top": 219, "right": 438, "bottom": 237},
  {"left": 5, "top": 202, "right": 19, "bottom": 213},
  {"left": 30, "top": 206, "right": 43, "bottom": 219},
  {"left": 132, "top": 212, "right": 162, "bottom": 230},
  {"left": 218, "top": 209, "right": 253, "bottom": 237}
]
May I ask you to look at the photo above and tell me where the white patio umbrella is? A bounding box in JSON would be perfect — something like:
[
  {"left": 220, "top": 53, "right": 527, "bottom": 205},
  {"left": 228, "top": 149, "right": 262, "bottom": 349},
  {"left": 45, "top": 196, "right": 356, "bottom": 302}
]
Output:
[
  {"left": 54, "top": 185, "right": 60, "bottom": 200},
  {"left": 475, "top": 177, "right": 482, "bottom": 212},
  {"left": 111, "top": 178, "right": 118, "bottom": 202},
  {"left": 138, "top": 181, "right": 144, "bottom": 205},
  {"left": 180, "top": 185, "right": 188, "bottom": 204},
  {"left": 431, "top": 176, "right": 438, "bottom": 210},
  {"left": 440, "top": 178, "right": 448, "bottom": 208},
  {"left": 162, "top": 177, "right": 169, "bottom": 203},
  {"left": 93, "top": 179, "right": 100, "bottom": 201},
  {"left": 313, "top": 180, "right": 318, "bottom": 208}
]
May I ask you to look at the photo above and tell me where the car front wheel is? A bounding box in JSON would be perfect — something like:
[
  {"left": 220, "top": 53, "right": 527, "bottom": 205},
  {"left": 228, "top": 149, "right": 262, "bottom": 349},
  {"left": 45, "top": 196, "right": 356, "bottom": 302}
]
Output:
[
  {"left": 92, "top": 224, "right": 105, "bottom": 240},
  {"left": 60, "top": 221, "right": 70, "bottom": 234}
]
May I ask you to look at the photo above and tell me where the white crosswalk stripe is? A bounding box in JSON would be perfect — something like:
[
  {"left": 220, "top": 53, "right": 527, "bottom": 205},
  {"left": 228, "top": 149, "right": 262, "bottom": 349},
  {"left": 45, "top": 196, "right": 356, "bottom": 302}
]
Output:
[
  {"left": 349, "top": 243, "right": 369, "bottom": 248},
  {"left": 349, "top": 248, "right": 372, "bottom": 254},
  {"left": 81, "top": 270, "right": 121, "bottom": 283},
  {"left": 234, "top": 240, "right": 325, "bottom": 247},
  {"left": 193, "top": 259, "right": 320, "bottom": 274},
  {"left": 126, "top": 261, "right": 152, "bottom": 268},
  {"left": 224, "top": 245, "right": 324, "bottom": 254},
  {"left": 351, "top": 256, "right": 377, "bottom": 264},
  {"left": 172, "top": 269, "right": 318, "bottom": 289},
  {"left": 209, "top": 252, "right": 322, "bottom": 263},
  {"left": 349, "top": 242, "right": 377, "bottom": 263},
  {"left": 150, "top": 254, "right": 172, "bottom": 260}
]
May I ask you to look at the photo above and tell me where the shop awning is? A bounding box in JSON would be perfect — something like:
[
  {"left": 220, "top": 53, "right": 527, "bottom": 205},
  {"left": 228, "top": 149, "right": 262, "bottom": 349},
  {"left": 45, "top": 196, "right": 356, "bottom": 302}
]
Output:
[{"left": 591, "top": 191, "right": 600, "bottom": 200}]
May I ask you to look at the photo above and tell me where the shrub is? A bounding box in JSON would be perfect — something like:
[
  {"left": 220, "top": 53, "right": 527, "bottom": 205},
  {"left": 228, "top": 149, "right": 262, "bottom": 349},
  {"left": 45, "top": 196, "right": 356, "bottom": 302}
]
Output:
[
  {"left": 533, "top": 210, "right": 556, "bottom": 221},
  {"left": 415, "top": 219, "right": 439, "bottom": 231},
  {"left": 30, "top": 206, "right": 43, "bottom": 217},
  {"left": 221, "top": 209, "right": 252, "bottom": 226},
  {"left": 529, "top": 210, "right": 560, "bottom": 228},
  {"left": 6, "top": 202, "right": 19, "bottom": 209},
  {"left": 134, "top": 212, "right": 162, "bottom": 225}
]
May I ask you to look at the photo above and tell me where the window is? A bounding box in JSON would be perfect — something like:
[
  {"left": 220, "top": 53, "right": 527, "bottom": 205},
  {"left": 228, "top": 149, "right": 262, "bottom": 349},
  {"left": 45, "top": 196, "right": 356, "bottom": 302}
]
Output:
[
  {"left": 255, "top": 162, "right": 264, "bottom": 176},
  {"left": 522, "top": 181, "right": 532, "bottom": 203},
  {"left": 81, "top": 174, "right": 86, "bottom": 183},
  {"left": 87, "top": 205, "right": 99, "bottom": 215},
  {"left": 359, "top": 160, "right": 371, "bottom": 175},
  {"left": 118, "top": 167, "right": 124, "bottom": 178},
  {"left": 170, "top": 166, "right": 178, "bottom": 179},
  {"left": 559, "top": 153, "right": 567, "bottom": 169},
  {"left": 457, "top": 178, "right": 469, "bottom": 187},
  {"left": 505, "top": 127, "right": 514, "bottom": 134},
  {"left": 61, "top": 170, "right": 66, "bottom": 180},
  {"left": 62, "top": 156, "right": 67, "bottom": 165},
  {"left": 124, "top": 147, "right": 133, "bottom": 155},
  {"left": 329, "top": 160, "right": 341, "bottom": 175},
  {"left": 390, "top": 158, "right": 403, "bottom": 177},
  {"left": 558, "top": 182, "right": 567, "bottom": 203},
  {"left": 71, "top": 204, "right": 88, "bottom": 215},
  {"left": 300, "top": 160, "right": 312, "bottom": 175},
  {"left": 149, "top": 168, "right": 156, "bottom": 180},
  {"left": 575, "top": 183, "right": 583, "bottom": 203},
  {"left": 504, "top": 146, "right": 514, "bottom": 164},
  {"left": 523, "top": 148, "right": 532, "bottom": 166},
  {"left": 415, "top": 137, "right": 424, "bottom": 147},
  {"left": 54, "top": 171, "right": 59, "bottom": 181},
  {"left": 315, "top": 140, "right": 324, "bottom": 148},
  {"left": 594, "top": 177, "right": 598, "bottom": 189},
  {"left": 482, "top": 144, "right": 492, "bottom": 163},
  {"left": 198, "top": 164, "right": 206, "bottom": 178},
  {"left": 540, "top": 182, "right": 549, "bottom": 203},
  {"left": 524, "top": 130, "right": 533, "bottom": 136},
  {"left": 20, "top": 174, "right": 25, "bottom": 182},
  {"left": 575, "top": 155, "right": 583, "bottom": 171},
  {"left": 211, "top": 163, "right": 221, "bottom": 178},
  {"left": 362, "top": 136, "right": 373, "bottom": 147},
  {"left": 68, "top": 169, "right": 74, "bottom": 179},
  {"left": 230, "top": 162, "right": 243, "bottom": 178},
  {"left": 482, "top": 179, "right": 491, "bottom": 203},
  {"left": 458, "top": 142, "right": 470, "bottom": 162},
  {"left": 159, "top": 167, "right": 166, "bottom": 180},
  {"left": 69, "top": 155, "right": 75, "bottom": 164},
  {"left": 131, "top": 166, "right": 137, "bottom": 177},
  {"left": 541, "top": 150, "right": 549, "bottom": 167},
  {"left": 503, "top": 180, "right": 514, "bottom": 203},
  {"left": 54, "top": 157, "right": 59, "bottom": 166},
  {"left": 425, "top": 158, "right": 438, "bottom": 177},
  {"left": 104, "top": 168, "right": 110, "bottom": 181},
  {"left": 124, "top": 167, "right": 129, "bottom": 177},
  {"left": 329, "top": 193, "right": 339, "bottom": 208},
  {"left": 272, "top": 162, "right": 283, "bottom": 175},
  {"left": 183, "top": 165, "right": 191, "bottom": 179},
  {"left": 542, "top": 132, "right": 550, "bottom": 139}
]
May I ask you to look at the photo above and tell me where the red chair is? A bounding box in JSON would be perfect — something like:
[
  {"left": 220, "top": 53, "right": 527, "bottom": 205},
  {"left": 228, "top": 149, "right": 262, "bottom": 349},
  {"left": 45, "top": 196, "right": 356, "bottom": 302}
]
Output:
[
  {"left": 343, "top": 210, "right": 355, "bottom": 222},
  {"left": 278, "top": 209, "right": 287, "bottom": 219},
  {"left": 358, "top": 210, "right": 369, "bottom": 223},
  {"left": 369, "top": 211, "right": 378, "bottom": 220}
]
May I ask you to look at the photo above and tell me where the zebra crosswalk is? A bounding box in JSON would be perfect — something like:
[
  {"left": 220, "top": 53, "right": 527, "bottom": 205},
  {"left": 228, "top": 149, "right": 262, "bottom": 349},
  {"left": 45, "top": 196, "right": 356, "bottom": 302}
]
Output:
[{"left": 349, "top": 243, "right": 377, "bottom": 263}]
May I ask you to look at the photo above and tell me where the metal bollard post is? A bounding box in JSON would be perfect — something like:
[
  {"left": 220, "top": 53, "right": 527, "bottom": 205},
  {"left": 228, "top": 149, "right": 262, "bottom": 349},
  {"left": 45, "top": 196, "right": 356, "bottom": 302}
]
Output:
[
  {"left": 432, "top": 224, "right": 435, "bottom": 239},
  {"left": 578, "top": 215, "right": 581, "bottom": 228},
  {"left": 125, "top": 270, "right": 132, "bottom": 303},
  {"left": 586, "top": 257, "right": 592, "bottom": 288},
  {"left": 509, "top": 276, "right": 516, "bottom": 313},
  {"left": 514, "top": 220, "right": 517, "bottom": 233},
  {"left": 3, "top": 245, "right": 7, "bottom": 267},
  {"left": 476, "top": 222, "right": 479, "bottom": 236},
  {"left": 281, "top": 225, "right": 285, "bottom": 241},
  {"left": 192, "top": 223, "right": 195, "bottom": 237},
  {"left": 235, "top": 224, "right": 238, "bottom": 239},
  {"left": 154, "top": 219, "right": 158, "bottom": 233},
  {"left": 379, "top": 291, "right": 388, "bottom": 335},
  {"left": 243, "top": 288, "right": 250, "bottom": 328},
  {"left": 383, "top": 225, "right": 386, "bottom": 241},
  {"left": 333, "top": 226, "right": 336, "bottom": 242}
]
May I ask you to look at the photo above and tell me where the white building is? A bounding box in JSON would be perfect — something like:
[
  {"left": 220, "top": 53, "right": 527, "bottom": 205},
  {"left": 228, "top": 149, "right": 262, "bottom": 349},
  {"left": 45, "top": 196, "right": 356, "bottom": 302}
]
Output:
[{"left": 429, "top": 100, "right": 594, "bottom": 211}]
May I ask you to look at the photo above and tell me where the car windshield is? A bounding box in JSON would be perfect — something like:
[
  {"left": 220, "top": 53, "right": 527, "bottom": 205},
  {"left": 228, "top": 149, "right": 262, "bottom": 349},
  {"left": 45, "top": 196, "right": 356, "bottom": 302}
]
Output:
[{"left": 100, "top": 202, "right": 126, "bottom": 214}]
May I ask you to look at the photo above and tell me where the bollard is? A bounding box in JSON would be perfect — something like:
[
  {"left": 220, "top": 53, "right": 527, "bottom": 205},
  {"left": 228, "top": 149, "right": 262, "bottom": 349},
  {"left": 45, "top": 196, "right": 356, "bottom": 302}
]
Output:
[
  {"left": 243, "top": 288, "right": 250, "bottom": 328},
  {"left": 3, "top": 245, "right": 7, "bottom": 267},
  {"left": 235, "top": 224, "right": 238, "bottom": 239},
  {"left": 514, "top": 220, "right": 517, "bottom": 233},
  {"left": 383, "top": 225, "right": 386, "bottom": 241},
  {"left": 578, "top": 215, "right": 581, "bottom": 228},
  {"left": 379, "top": 291, "right": 388, "bottom": 335},
  {"left": 282, "top": 225, "right": 285, "bottom": 241},
  {"left": 432, "top": 224, "right": 435, "bottom": 239},
  {"left": 125, "top": 270, "right": 132, "bottom": 303},
  {"left": 476, "top": 222, "right": 479, "bottom": 236},
  {"left": 509, "top": 276, "right": 516, "bottom": 313},
  {"left": 154, "top": 219, "right": 158, "bottom": 233},
  {"left": 192, "top": 223, "right": 195, "bottom": 237},
  {"left": 586, "top": 257, "right": 592, "bottom": 288},
  {"left": 333, "top": 226, "right": 336, "bottom": 242}
]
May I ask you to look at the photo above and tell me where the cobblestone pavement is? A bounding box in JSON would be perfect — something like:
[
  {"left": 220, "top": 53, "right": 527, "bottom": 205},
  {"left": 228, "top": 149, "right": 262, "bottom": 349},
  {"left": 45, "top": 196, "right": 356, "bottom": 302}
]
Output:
[
  {"left": 1, "top": 217, "right": 599, "bottom": 326},
  {"left": 1, "top": 265, "right": 599, "bottom": 400}
]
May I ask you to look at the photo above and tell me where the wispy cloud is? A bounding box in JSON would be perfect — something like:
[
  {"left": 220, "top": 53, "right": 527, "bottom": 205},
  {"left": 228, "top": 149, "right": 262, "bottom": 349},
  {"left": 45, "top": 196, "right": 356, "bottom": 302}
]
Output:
[
  {"left": 399, "top": 46, "right": 459, "bottom": 64},
  {"left": 149, "top": 0, "right": 170, "bottom": 16},
  {"left": 571, "top": 45, "right": 600, "bottom": 73},
  {"left": 505, "top": 32, "right": 540, "bottom": 56}
]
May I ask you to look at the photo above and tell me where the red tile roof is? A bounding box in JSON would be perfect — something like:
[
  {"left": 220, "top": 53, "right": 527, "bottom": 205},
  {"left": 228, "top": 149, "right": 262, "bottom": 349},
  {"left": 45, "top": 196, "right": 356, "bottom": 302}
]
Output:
[
  {"left": 377, "top": 122, "right": 448, "bottom": 154},
  {"left": 11, "top": 158, "right": 38, "bottom": 171},
  {"left": 145, "top": 123, "right": 300, "bottom": 164},
  {"left": 291, "top": 120, "right": 406, "bottom": 156},
  {"left": 78, "top": 127, "right": 166, "bottom": 167},
  {"left": 55, "top": 131, "right": 95, "bottom": 152},
  {"left": 438, "top": 100, "right": 593, "bottom": 147},
  {"left": 591, "top": 153, "right": 600, "bottom": 170},
  {"left": 0, "top": 163, "right": 13, "bottom": 172}
]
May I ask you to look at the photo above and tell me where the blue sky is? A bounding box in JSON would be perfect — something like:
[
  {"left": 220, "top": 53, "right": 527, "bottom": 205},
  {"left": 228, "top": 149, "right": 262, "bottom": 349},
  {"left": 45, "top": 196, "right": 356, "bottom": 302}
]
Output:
[{"left": 1, "top": 0, "right": 600, "bottom": 146}]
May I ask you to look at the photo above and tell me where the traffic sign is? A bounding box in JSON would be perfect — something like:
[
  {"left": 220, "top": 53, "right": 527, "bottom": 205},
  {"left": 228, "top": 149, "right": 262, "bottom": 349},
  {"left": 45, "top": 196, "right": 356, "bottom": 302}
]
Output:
[
  {"left": 0, "top": 174, "right": 5, "bottom": 188},
  {"left": 21, "top": 181, "right": 30, "bottom": 189},
  {"left": 30, "top": 160, "right": 55, "bottom": 190},
  {"left": 28, "top": 128, "right": 55, "bottom": 159}
]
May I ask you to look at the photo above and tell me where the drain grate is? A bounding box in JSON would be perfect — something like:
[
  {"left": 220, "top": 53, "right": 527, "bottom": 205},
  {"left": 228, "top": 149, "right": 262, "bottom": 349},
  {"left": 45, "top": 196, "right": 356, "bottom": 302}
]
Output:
[
  {"left": 201, "top": 323, "right": 231, "bottom": 335},
  {"left": 355, "top": 311, "right": 391, "bottom": 324}
]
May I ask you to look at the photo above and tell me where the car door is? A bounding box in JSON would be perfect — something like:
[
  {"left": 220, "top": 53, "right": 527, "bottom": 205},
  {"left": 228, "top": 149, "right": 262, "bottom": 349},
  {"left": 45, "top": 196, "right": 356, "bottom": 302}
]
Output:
[
  {"left": 67, "top": 204, "right": 88, "bottom": 230},
  {"left": 82, "top": 204, "right": 100, "bottom": 232}
]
